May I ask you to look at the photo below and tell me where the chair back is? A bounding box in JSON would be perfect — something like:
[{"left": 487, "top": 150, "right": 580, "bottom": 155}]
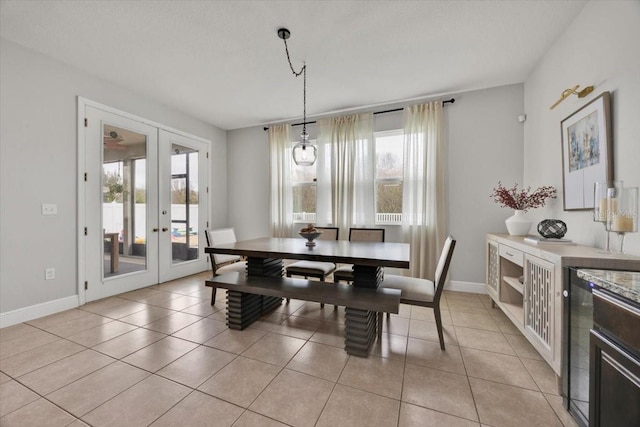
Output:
[
  {"left": 348, "top": 227, "right": 385, "bottom": 242},
  {"left": 433, "top": 235, "right": 456, "bottom": 302},
  {"left": 204, "top": 228, "right": 241, "bottom": 267},
  {"left": 315, "top": 227, "right": 339, "bottom": 241}
]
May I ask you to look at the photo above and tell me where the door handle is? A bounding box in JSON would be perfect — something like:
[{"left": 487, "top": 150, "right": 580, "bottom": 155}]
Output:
[
  {"left": 162, "top": 227, "right": 168, "bottom": 232},
  {"left": 152, "top": 228, "right": 159, "bottom": 232}
]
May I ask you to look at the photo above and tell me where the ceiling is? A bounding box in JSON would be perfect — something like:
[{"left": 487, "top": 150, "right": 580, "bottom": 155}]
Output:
[{"left": 0, "top": 0, "right": 587, "bottom": 130}]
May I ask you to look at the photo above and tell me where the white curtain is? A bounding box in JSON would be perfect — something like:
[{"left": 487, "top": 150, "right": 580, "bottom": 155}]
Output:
[
  {"left": 316, "top": 113, "right": 375, "bottom": 237},
  {"left": 402, "top": 101, "right": 446, "bottom": 279},
  {"left": 269, "top": 124, "right": 293, "bottom": 237}
]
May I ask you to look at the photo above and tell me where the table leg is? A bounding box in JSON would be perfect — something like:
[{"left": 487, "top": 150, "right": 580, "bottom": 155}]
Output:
[
  {"left": 104, "top": 233, "right": 119, "bottom": 273},
  {"left": 110, "top": 236, "right": 119, "bottom": 273},
  {"left": 225, "top": 257, "right": 284, "bottom": 330},
  {"left": 345, "top": 265, "right": 384, "bottom": 356}
]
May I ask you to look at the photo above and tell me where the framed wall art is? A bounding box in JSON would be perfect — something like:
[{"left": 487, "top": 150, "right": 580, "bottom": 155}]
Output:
[{"left": 560, "top": 91, "right": 613, "bottom": 211}]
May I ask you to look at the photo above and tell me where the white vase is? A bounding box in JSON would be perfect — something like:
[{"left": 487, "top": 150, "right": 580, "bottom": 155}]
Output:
[{"left": 505, "top": 210, "right": 532, "bottom": 236}]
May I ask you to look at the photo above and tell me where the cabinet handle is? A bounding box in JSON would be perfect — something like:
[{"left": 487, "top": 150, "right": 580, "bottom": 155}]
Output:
[
  {"left": 152, "top": 228, "right": 159, "bottom": 232},
  {"left": 563, "top": 290, "right": 568, "bottom": 298},
  {"left": 506, "top": 251, "right": 514, "bottom": 256},
  {"left": 162, "top": 227, "right": 168, "bottom": 232}
]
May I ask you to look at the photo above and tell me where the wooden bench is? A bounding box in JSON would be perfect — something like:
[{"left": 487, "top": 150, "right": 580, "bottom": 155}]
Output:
[{"left": 206, "top": 271, "right": 401, "bottom": 356}]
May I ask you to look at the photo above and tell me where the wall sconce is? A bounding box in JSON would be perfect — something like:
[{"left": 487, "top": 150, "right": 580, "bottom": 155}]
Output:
[{"left": 550, "top": 85, "right": 594, "bottom": 109}]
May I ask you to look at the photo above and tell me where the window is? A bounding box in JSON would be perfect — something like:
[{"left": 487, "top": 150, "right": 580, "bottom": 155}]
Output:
[
  {"left": 375, "top": 130, "right": 404, "bottom": 224},
  {"left": 288, "top": 131, "right": 405, "bottom": 226},
  {"left": 170, "top": 145, "right": 199, "bottom": 261},
  {"left": 291, "top": 144, "right": 317, "bottom": 223}
]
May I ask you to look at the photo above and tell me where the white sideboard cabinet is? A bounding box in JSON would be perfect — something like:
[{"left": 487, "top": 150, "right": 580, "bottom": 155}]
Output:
[{"left": 485, "top": 233, "right": 639, "bottom": 375}]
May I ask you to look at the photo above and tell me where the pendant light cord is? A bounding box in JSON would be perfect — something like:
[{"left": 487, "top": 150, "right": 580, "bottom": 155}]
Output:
[
  {"left": 303, "top": 65, "right": 306, "bottom": 135},
  {"left": 282, "top": 38, "right": 307, "bottom": 135},
  {"left": 282, "top": 38, "right": 305, "bottom": 78}
]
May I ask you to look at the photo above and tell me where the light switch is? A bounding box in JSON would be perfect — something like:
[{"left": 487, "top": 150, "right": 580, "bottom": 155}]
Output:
[{"left": 42, "top": 204, "right": 57, "bottom": 215}]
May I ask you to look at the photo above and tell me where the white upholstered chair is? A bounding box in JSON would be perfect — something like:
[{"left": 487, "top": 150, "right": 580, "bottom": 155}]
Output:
[
  {"left": 204, "top": 228, "right": 247, "bottom": 305},
  {"left": 378, "top": 235, "right": 456, "bottom": 350}
]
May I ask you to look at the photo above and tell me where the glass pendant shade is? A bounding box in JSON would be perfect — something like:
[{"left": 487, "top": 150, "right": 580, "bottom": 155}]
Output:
[{"left": 292, "top": 131, "right": 317, "bottom": 166}]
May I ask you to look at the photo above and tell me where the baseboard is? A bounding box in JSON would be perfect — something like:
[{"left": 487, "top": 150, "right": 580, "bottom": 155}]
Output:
[
  {"left": 444, "top": 280, "right": 487, "bottom": 294},
  {"left": 0, "top": 295, "right": 79, "bottom": 328}
]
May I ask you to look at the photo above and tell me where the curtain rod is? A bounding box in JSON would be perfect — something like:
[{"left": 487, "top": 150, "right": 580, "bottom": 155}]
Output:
[{"left": 263, "top": 98, "right": 455, "bottom": 131}]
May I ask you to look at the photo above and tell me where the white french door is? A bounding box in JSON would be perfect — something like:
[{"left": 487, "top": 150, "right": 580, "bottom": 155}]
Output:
[
  {"left": 158, "top": 129, "right": 209, "bottom": 282},
  {"left": 82, "top": 103, "right": 208, "bottom": 302}
]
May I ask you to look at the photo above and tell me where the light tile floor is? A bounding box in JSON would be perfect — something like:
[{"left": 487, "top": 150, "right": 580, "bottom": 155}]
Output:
[{"left": 0, "top": 272, "right": 579, "bottom": 427}]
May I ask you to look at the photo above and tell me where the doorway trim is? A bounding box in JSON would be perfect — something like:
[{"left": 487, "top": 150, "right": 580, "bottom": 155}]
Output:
[{"left": 77, "top": 97, "right": 211, "bottom": 305}]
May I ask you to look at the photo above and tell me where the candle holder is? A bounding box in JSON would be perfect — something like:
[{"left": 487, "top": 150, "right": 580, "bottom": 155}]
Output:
[
  {"left": 606, "top": 186, "right": 638, "bottom": 254},
  {"left": 594, "top": 181, "right": 622, "bottom": 253}
]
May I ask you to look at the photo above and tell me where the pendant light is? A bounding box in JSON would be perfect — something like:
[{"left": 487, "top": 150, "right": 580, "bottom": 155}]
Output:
[{"left": 278, "top": 28, "right": 316, "bottom": 166}]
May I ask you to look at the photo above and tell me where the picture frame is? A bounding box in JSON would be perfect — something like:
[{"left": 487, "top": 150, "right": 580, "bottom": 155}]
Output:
[{"left": 560, "top": 91, "right": 613, "bottom": 211}]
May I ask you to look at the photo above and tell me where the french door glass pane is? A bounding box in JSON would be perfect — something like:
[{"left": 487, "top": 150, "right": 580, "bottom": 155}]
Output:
[
  {"left": 102, "top": 124, "right": 147, "bottom": 278},
  {"left": 170, "top": 144, "right": 199, "bottom": 263}
]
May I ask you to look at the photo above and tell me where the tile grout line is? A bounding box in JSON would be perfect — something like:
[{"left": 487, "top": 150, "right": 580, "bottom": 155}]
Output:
[
  {"left": 3, "top": 284, "right": 568, "bottom": 426},
  {"left": 450, "top": 294, "right": 483, "bottom": 425},
  {"left": 2, "top": 357, "right": 145, "bottom": 425},
  {"left": 311, "top": 351, "right": 351, "bottom": 427},
  {"left": 396, "top": 307, "right": 411, "bottom": 427}
]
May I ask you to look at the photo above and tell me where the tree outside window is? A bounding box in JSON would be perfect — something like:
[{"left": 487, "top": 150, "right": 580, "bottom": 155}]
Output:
[{"left": 375, "top": 130, "right": 404, "bottom": 224}]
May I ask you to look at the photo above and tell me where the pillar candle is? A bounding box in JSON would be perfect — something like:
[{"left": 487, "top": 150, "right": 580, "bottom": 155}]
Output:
[
  {"left": 610, "top": 215, "right": 635, "bottom": 232},
  {"left": 596, "top": 198, "right": 608, "bottom": 222},
  {"left": 606, "top": 198, "right": 618, "bottom": 221}
]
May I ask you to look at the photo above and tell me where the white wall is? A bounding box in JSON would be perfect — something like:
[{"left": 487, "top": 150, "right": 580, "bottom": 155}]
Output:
[
  {"left": 227, "top": 83, "right": 525, "bottom": 285},
  {"left": 448, "top": 84, "right": 525, "bottom": 284},
  {"left": 0, "top": 39, "right": 227, "bottom": 319},
  {"left": 523, "top": 0, "right": 640, "bottom": 256},
  {"left": 226, "top": 126, "right": 271, "bottom": 241}
]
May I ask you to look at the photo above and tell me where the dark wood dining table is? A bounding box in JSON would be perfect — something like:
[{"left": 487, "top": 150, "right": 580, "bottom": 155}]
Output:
[{"left": 205, "top": 237, "right": 410, "bottom": 356}]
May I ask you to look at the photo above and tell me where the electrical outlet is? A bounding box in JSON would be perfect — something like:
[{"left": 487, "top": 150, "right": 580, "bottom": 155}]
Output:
[
  {"left": 42, "top": 204, "right": 58, "bottom": 215},
  {"left": 45, "top": 268, "right": 55, "bottom": 280}
]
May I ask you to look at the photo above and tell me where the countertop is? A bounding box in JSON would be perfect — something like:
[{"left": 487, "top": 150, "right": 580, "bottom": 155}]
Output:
[
  {"left": 577, "top": 269, "right": 640, "bottom": 303},
  {"left": 487, "top": 233, "right": 640, "bottom": 271}
]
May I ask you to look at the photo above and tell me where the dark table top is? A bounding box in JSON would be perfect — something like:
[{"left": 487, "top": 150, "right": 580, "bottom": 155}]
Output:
[{"left": 205, "top": 237, "right": 410, "bottom": 269}]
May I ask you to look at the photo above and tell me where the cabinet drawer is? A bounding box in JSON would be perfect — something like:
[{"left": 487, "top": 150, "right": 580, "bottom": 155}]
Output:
[
  {"left": 593, "top": 289, "right": 640, "bottom": 351},
  {"left": 499, "top": 245, "right": 524, "bottom": 267}
]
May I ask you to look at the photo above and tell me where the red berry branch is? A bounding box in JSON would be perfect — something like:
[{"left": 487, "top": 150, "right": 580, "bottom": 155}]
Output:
[{"left": 490, "top": 182, "right": 557, "bottom": 212}]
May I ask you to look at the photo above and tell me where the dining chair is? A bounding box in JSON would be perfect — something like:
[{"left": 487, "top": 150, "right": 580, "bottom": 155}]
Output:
[
  {"left": 333, "top": 227, "right": 386, "bottom": 284},
  {"left": 378, "top": 235, "right": 456, "bottom": 350},
  {"left": 285, "top": 227, "right": 339, "bottom": 308},
  {"left": 204, "top": 228, "right": 247, "bottom": 305}
]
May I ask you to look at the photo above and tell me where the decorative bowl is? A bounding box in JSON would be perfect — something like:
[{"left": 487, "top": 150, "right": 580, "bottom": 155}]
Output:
[
  {"left": 299, "top": 231, "right": 322, "bottom": 247},
  {"left": 537, "top": 219, "right": 567, "bottom": 238}
]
